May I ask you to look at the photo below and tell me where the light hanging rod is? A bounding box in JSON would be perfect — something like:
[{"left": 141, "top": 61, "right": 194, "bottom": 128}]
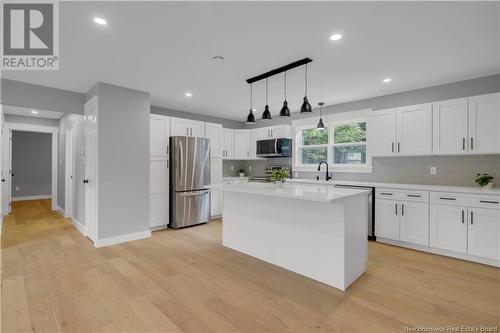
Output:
[{"left": 246, "top": 58, "right": 313, "bottom": 84}]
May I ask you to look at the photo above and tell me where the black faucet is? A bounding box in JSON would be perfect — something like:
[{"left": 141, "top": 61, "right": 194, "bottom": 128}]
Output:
[{"left": 317, "top": 160, "right": 332, "bottom": 181}]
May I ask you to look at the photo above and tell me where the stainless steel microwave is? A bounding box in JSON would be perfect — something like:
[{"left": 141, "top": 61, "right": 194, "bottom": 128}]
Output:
[{"left": 256, "top": 138, "right": 292, "bottom": 158}]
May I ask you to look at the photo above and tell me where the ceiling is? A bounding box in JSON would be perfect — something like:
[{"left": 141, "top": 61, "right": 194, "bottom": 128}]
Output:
[
  {"left": 2, "top": 2, "right": 499, "bottom": 121},
  {"left": 2, "top": 105, "right": 64, "bottom": 119}
]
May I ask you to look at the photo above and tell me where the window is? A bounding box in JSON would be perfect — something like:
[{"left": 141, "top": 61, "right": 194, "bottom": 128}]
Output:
[
  {"left": 299, "top": 128, "right": 328, "bottom": 165},
  {"left": 332, "top": 122, "right": 367, "bottom": 166},
  {"left": 294, "top": 119, "right": 371, "bottom": 172}
]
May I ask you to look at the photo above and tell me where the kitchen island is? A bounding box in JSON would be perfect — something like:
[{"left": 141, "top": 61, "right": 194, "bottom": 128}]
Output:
[{"left": 222, "top": 182, "right": 370, "bottom": 291}]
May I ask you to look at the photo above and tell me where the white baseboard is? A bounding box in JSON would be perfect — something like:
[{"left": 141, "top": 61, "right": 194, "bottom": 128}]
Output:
[
  {"left": 12, "top": 195, "right": 51, "bottom": 202},
  {"left": 56, "top": 205, "right": 64, "bottom": 216},
  {"left": 377, "top": 237, "right": 500, "bottom": 268},
  {"left": 71, "top": 218, "right": 87, "bottom": 237},
  {"left": 94, "top": 230, "right": 152, "bottom": 248}
]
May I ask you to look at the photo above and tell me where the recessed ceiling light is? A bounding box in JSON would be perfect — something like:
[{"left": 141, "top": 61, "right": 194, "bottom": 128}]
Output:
[
  {"left": 93, "top": 17, "right": 107, "bottom": 25},
  {"left": 383, "top": 77, "right": 392, "bottom": 83},
  {"left": 31, "top": 110, "right": 39, "bottom": 114},
  {"left": 184, "top": 92, "right": 193, "bottom": 97},
  {"left": 330, "top": 34, "right": 342, "bottom": 41}
]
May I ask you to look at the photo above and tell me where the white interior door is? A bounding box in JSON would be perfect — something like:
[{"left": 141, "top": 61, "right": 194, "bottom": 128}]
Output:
[
  {"left": 367, "top": 109, "right": 396, "bottom": 157},
  {"left": 64, "top": 126, "right": 74, "bottom": 218},
  {"left": 84, "top": 97, "right": 99, "bottom": 241},
  {"left": 432, "top": 98, "right": 468, "bottom": 155},
  {"left": 2, "top": 130, "right": 12, "bottom": 215},
  {"left": 397, "top": 103, "right": 432, "bottom": 156}
]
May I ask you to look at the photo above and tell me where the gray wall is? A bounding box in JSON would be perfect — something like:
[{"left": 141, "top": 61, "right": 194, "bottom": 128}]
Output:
[
  {"left": 1, "top": 78, "right": 85, "bottom": 115},
  {"left": 151, "top": 106, "right": 244, "bottom": 129},
  {"left": 4, "top": 114, "right": 60, "bottom": 127},
  {"left": 11, "top": 131, "right": 52, "bottom": 198},
  {"left": 96, "top": 82, "right": 150, "bottom": 239},
  {"left": 244, "top": 74, "right": 500, "bottom": 128}
]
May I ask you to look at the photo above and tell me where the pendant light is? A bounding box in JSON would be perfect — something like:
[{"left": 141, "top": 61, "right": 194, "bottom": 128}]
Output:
[
  {"left": 262, "top": 78, "right": 272, "bottom": 120},
  {"left": 300, "top": 63, "right": 312, "bottom": 113},
  {"left": 246, "top": 83, "right": 256, "bottom": 124},
  {"left": 279, "top": 71, "right": 291, "bottom": 117},
  {"left": 317, "top": 102, "right": 325, "bottom": 130}
]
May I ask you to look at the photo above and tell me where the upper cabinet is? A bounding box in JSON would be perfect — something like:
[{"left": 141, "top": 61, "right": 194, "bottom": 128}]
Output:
[
  {"left": 397, "top": 103, "right": 432, "bottom": 156},
  {"left": 468, "top": 93, "right": 500, "bottom": 154},
  {"left": 368, "top": 104, "right": 432, "bottom": 157},
  {"left": 367, "top": 109, "right": 396, "bottom": 157},
  {"left": 171, "top": 117, "right": 205, "bottom": 137},
  {"left": 233, "top": 129, "right": 251, "bottom": 160},
  {"left": 205, "top": 122, "right": 223, "bottom": 158},
  {"left": 432, "top": 98, "right": 468, "bottom": 155},
  {"left": 222, "top": 128, "right": 234, "bottom": 159},
  {"left": 150, "top": 114, "right": 170, "bottom": 157}
]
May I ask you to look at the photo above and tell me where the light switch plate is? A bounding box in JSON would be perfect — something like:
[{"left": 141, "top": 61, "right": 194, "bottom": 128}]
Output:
[{"left": 430, "top": 167, "right": 437, "bottom": 175}]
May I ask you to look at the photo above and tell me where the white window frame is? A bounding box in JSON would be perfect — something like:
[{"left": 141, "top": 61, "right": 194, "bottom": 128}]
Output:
[{"left": 293, "top": 116, "right": 372, "bottom": 173}]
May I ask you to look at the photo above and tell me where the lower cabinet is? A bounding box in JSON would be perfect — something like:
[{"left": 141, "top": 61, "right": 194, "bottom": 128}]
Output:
[
  {"left": 467, "top": 208, "right": 500, "bottom": 260},
  {"left": 210, "top": 158, "right": 223, "bottom": 217},
  {"left": 149, "top": 158, "right": 169, "bottom": 228},
  {"left": 430, "top": 205, "right": 467, "bottom": 253},
  {"left": 375, "top": 198, "right": 429, "bottom": 246}
]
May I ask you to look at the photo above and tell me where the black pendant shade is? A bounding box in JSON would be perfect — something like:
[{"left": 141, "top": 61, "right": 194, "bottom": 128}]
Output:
[
  {"left": 246, "top": 83, "right": 256, "bottom": 124},
  {"left": 317, "top": 102, "right": 325, "bottom": 129},
  {"left": 300, "top": 63, "right": 312, "bottom": 113},
  {"left": 280, "top": 100, "right": 290, "bottom": 117},
  {"left": 262, "top": 78, "right": 272, "bottom": 120}
]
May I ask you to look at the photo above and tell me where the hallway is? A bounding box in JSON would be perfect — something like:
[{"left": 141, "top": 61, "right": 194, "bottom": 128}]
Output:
[{"left": 1, "top": 200, "right": 499, "bottom": 332}]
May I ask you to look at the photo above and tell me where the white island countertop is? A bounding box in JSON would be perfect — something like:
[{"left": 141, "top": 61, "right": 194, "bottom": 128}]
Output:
[{"left": 222, "top": 182, "right": 370, "bottom": 203}]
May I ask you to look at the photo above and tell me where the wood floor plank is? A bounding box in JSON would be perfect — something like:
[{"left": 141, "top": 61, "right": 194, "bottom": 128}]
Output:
[{"left": 2, "top": 199, "right": 499, "bottom": 332}]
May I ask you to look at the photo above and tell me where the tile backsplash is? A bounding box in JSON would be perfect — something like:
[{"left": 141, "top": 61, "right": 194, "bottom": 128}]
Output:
[{"left": 223, "top": 155, "right": 500, "bottom": 188}]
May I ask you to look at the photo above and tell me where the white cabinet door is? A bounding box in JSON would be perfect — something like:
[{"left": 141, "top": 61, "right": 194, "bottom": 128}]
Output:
[
  {"left": 397, "top": 103, "right": 432, "bottom": 156},
  {"left": 400, "top": 201, "right": 429, "bottom": 246},
  {"left": 468, "top": 93, "right": 500, "bottom": 154},
  {"left": 367, "top": 109, "right": 396, "bottom": 157},
  {"left": 430, "top": 204, "right": 467, "bottom": 253},
  {"left": 205, "top": 123, "right": 223, "bottom": 158},
  {"left": 468, "top": 208, "right": 500, "bottom": 260},
  {"left": 432, "top": 98, "right": 468, "bottom": 155},
  {"left": 210, "top": 158, "right": 223, "bottom": 217},
  {"left": 269, "top": 126, "right": 292, "bottom": 139},
  {"left": 222, "top": 128, "right": 234, "bottom": 159},
  {"left": 375, "top": 199, "right": 400, "bottom": 240},
  {"left": 170, "top": 117, "right": 191, "bottom": 136},
  {"left": 149, "top": 158, "right": 169, "bottom": 228},
  {"left": 189, "top": 120, "right": 205, "bottom": 138},
  {"left": 233, "top": 129, "right": 250, "bottom": 160},
  {"left": 150, "top": 115, "right": 170, "bottom": 157}
]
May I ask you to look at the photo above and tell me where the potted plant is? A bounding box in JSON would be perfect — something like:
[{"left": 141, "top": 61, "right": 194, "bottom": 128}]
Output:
[
  {"left": 239, "top": 168, "right": 246, "bottom": 177},
  {"left": 271, "top": 169, "right": 289, "bottom": 186},
  {"left": 475, "top": 173, "right": 494, "bottom": 189}
]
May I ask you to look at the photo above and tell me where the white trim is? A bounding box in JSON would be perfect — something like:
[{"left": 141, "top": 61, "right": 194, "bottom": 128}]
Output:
[
  {"left": 94, "top": 230, "right": 152, "bottom": 248},
  {"left": 377, "top": 237, "right": 500, "bottom": 268},
  {"left": 57, "top": 205, "right": 64, "bottom": 216},
  {"left": 12, "top": 194, "right": 51, "bottom": 201},
  {"left": 5, "top": 122, "right": 59, "bottom": 212},
  {"left": 71, "top": 218, "right": 87, "bottom": 237}
]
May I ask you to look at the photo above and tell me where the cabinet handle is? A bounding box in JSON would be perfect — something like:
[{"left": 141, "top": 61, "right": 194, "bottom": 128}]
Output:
[
  {"left": 407, "top": 194, "right": 421, "bottom": 198},
  {"left": 190, "top": 128, "right": 193, "bottom": 136},
  {"left": 381, "top": 192, "right": 393, "bottom": 196},
  {"left": 470, "top": 137, "right": 474, "bottom": 150},
  {"left": 395, "top": 203, "right": 398, "bottom": 215},
  {"left": 480, "top": 200, "right": 499, "bottom": 204},
  {"left": 401, "top": 204, "right": 404, "bottom": 216},
  {"left": 391, "top": 142, "right": 394, "bottom": 153},
  {"left": 461, "top": 210, "right": 464, "bottom": 224},
  {"left": 166, "top": 145, "right": 169, "bottom": 154},
  {"left": 462, "top": 138, "right": 465, "bottom": 150},
  {"left": 186, "top": 128, "right": 189, "bottom": 136},
  {"left": 470, "top": 210, "right": 473, "bottom": 225},
  {"left": 439, "top": 197, "right": 456, "bottom": 201}
]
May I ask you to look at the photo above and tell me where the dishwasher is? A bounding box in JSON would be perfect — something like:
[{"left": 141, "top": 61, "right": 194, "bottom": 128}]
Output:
[{"left": 334, "top": 184, "right": 376, "bottom": 241}]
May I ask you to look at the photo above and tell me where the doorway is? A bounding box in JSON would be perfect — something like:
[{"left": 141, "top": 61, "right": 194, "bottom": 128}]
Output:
[{"left": 2, "top": 123, "right": 58, "bottom": 215}]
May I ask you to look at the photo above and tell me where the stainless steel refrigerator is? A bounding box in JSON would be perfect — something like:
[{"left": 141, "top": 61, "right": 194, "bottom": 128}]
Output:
[{"left": 169, "top": 136, "right": 211, "bottom": 228}]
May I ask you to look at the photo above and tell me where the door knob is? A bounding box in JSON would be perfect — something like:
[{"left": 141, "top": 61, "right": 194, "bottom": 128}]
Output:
[{"left": 83, "top": 179, "right": 89, "bottom": 184}]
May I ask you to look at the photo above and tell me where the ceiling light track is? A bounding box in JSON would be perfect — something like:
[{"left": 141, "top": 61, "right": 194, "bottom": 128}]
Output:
[{"left": 245, "top": 58, "right": 312, "bottom": 84}]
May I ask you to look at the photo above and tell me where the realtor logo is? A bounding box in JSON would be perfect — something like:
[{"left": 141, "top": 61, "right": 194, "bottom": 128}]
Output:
[{"left": 1, "top": 0, "right": 59, "bottom": 70}]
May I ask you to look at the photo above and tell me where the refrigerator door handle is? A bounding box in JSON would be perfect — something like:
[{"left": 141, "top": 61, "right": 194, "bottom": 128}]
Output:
[{"left": 179, "top": 189, "right": 210, "bottom": 197}]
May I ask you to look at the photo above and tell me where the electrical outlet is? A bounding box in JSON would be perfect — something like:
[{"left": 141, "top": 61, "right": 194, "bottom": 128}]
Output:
[{"left": 430, "top": 167, "right": 437, "bottom": 175}]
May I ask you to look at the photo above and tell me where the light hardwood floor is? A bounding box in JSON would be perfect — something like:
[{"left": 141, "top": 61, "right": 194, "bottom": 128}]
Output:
[{"left": 1, "top": 199, "right": 499, "bottom": 333}]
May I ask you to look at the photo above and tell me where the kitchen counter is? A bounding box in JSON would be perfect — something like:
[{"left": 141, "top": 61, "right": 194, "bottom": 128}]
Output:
[
  {"left": 287, "top": 179, "right": 500, "bottom": 195},
  {"left": 222, "top": 176, "right": 249, "bottom": 181},
  {"left": 223, "top": 182, "right": 370, "bottom": 203},
  {"left": 222, "top": 182, "right": 369, "bottom": 291}
]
